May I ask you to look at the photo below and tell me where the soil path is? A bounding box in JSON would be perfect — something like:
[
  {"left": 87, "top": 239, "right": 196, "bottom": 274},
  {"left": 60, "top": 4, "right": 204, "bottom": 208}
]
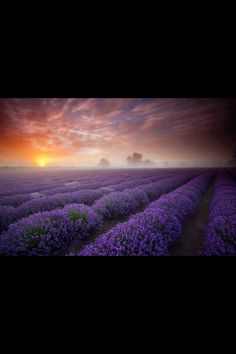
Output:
[{"left": 169, "top": 179, "right": 215, "bottom": 256}]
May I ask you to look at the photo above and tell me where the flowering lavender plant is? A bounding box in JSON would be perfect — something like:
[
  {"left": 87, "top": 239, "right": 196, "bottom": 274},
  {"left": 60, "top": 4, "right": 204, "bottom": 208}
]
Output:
[
  {"left": 203, "top": 171, "right": 236, "bottom": 256},
  {"left": 0, "top": 204, "right": 102, "bottom": 256},
  {"left": 77, "top": 173, "right": 212, "bottom": 256},
  {"left": 0, "top": 206, "right": 19, "bottom": 233},
  {"left": 93, "top": 191, "right": 140, "bottom": 219}
]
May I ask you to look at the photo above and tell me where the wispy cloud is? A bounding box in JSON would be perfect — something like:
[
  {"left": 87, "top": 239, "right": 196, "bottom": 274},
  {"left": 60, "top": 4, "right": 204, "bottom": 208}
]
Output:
[{"left": 0, "top": 98, "right": 235, "bottom": 166}]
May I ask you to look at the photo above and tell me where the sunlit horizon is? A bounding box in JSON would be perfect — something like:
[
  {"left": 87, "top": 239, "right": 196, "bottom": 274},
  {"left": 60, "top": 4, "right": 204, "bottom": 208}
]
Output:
[{"left": 0, "top": 98, "right": 235, "bottom": 168}]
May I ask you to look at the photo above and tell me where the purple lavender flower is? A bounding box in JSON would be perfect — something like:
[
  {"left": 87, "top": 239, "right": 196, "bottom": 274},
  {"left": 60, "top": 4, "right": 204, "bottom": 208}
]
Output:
[
  {"left": 0, "top": 170, "right": 212, "bottom": 256},
  {"left": 124, "top": 188, "right": 150, "bottom": 207},
  {"left": 0, "top": 206, "right": 19, "bottom": 233},
  {"left": 93, "top": 192, "right": 139, "bottom": 219},
  {"left": 79, "top": 215, "right": 170, "bottom": 256},
  {"left": 0, "top": 173, "right": 172, "bottom": 230},
  {"left": 78, "top": 173, "right": 212, "bottom": 256},
  {"left": 0, "top": 204, "right": 102, "bottom": 256},
  {"left": 203, "top": 171, "right": 236, "bottom": 256}
]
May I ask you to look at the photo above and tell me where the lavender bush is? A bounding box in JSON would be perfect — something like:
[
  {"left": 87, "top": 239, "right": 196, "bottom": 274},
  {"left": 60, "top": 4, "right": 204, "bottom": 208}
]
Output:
[
  {"left": 92, "top": 173, "right": 196, "bottom": 220},
  {"left": 203, "top": 171, "right": 236, "bottom": 256},
  {"left": 0, "top": 204, "right": 102, "bottom": 256},
  {"left": 0, "top": 172, "right": 194, "bottom": 233},
  {"left": 93, "top": 191, "right": 140, "bottom": 219},
  {"left": 0, "top": 169, "right": 215, "bottom": 257},
  {"left": 0, "top": 206, "right": 20, "bottom": 233},
  {"left": 78, "top": 173, "right": 212, "bottom": 256}
]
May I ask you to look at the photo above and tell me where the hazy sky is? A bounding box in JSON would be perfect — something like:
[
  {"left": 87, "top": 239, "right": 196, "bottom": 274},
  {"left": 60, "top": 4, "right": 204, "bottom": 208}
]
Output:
[{"left": 0, "top": 98, "right": 235, "bottom": 167}]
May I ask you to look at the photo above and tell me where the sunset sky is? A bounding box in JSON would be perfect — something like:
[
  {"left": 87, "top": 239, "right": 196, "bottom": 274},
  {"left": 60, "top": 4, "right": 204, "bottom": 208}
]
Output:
[{"left": 0, "top": 98, "right": 235, "bottom": 168}]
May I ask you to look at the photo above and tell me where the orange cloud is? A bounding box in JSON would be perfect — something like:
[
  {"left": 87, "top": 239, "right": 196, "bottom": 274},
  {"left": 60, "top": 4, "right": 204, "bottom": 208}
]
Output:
[{"left": 0, "top": 98, "right": 235, "bottom": 167}]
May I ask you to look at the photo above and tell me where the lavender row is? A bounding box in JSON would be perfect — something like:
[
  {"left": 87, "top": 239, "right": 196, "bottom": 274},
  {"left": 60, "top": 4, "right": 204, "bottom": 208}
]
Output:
[
  {"left": 0, "top": 172, "right": 161, "bottom": 207},
  {"left": 0, "top": 173, "right": 197, "bottom": 256},
  {"left": 0, "top": 168, "right": 195, "bottom": 208},
  {"left": 202, "top": 171, "right": 236, "bottom": 256},
  {"left": 0, "top": 170, "right": 105, "bottom": 196},
  {"left": 0, "top": 204, "right": 102, "bottom": 256},
  {"left": 92, "top": 173, "right": 196, "bottom": 220},
  {"left": 0, "top": 169, "right": 159, "bottom": 197},
  {"left": 78, "top": 173, "right": 212, "bottom": 256},
  {"left": 35, "top": 175, "right": 134, "bottom": 196},
  {"left": 0, "top": 167, "right": 199, "bottom": 202},
  {"left": 0, "top": 171, "right": 192, "bottom": 233},
  {"left": 0, "top": 174, "right": 170, "bottom": 233},
  {"left": 0, "top": 175, "right": 132, "bottom": 207}
]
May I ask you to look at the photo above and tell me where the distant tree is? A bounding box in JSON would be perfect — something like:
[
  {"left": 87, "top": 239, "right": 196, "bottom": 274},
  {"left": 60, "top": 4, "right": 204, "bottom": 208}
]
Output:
[
  {"left": 98, "top": 158, "right": 111, "bottom": 168},
  {"left": 127, "top": 153, "right": 154, "bottom": 167},
  {"left": 127, "top": 152, "right": 143, "bottom": 165},
  {"left": 133, "top": 152, "right": 142, "bottom": 163}
]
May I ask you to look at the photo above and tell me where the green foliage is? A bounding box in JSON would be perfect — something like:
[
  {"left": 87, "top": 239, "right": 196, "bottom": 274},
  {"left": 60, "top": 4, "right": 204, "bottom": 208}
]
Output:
[
  {"left": 68, "top": 210, "right": 88, "bottom": 222},
  {"left": 23, "top": 226, "right": 46, "bottom": 248},
  {"left": 26, "top": 226, "right": 45, "bottom": 236}
]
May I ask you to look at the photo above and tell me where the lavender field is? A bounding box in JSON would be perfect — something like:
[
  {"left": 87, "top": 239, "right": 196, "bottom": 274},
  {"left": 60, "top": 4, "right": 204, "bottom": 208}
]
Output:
[
  {"left": 0, "top": 167, "right": 235, "bottom": 256},
  {"left": 0, "top": 98, "right": 235, "bottom": 256}
]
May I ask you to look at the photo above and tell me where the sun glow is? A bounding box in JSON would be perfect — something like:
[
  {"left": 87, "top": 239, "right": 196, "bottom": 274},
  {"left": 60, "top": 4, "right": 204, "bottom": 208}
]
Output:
[{"left": 36, "top": 156, "right": 50, "bottom": 168}]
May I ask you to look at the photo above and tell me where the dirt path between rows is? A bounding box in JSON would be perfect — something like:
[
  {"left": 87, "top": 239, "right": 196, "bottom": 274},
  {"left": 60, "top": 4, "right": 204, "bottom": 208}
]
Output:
[{"left": 169, "top": 178, "right": 215, "bottom": 256}]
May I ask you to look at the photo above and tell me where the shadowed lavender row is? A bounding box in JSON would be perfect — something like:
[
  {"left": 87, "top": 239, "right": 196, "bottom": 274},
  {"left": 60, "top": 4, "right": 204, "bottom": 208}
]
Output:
[
  {"left": 202, "top": 171, "right": 236, "bottom": 256},
  {"left": 0, "top": 169, "right": 160, "bottom": 197},
  {"left": 0, "top": 174, "right": 132, "bottom": 207},
  {"left": 0, "top": 204, "right": 102, "bottom": 256},
  {"left": 0, "top": 170, "right": 171, "bottom": 207},
  {"left": 42, "top": 172, "right": 165, "bottom": 196},
  {"left": 78, "top": 173, "right": 212, "bottom": 256},
  {"left": 0, "top": 172, "right": 193, "bottom": 233},
  {"left": 0, "top": 176, "right": 159, "bottom": 232},
  {"left": 0, "top": 169, "right": 116, "bottom": 197},
  {"left": 0, "top": 173, "right": 197, "bottom": 256},
  {"left": 92, "top": 173, "right": 196, "bottom": 219},
  {"left": 0, "top": 169, "right": 164, "bottom": 196}
]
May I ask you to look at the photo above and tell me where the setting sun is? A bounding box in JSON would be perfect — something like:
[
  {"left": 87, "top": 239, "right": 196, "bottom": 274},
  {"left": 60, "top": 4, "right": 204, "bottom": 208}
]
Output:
[{"left": 36, "top": 157, "right": 49, "bottom": 168}]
